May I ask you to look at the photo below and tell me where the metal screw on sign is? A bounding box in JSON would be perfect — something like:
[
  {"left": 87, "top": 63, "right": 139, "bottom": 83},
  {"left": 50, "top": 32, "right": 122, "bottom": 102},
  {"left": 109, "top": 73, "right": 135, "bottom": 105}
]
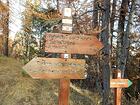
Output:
[{"left": 61, "top": 54, "right": 71, "bottom": 59}]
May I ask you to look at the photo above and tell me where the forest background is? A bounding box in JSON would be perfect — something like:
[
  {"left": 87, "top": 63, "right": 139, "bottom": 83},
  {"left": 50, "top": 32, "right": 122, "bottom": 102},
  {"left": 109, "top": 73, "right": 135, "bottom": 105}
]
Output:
[{"left": 0, "top": 0, "right": 140, "bottom": 105}]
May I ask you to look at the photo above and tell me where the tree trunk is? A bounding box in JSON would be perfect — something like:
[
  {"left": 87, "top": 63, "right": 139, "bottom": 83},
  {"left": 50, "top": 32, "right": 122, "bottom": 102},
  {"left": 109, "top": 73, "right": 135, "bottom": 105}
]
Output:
[
  {"left": 92, "top": 0, "right": 99, "bottom": 29},
  {"left": 24, "top": 3, "right": 32, "bottom": 60},
  {"left": 56, "top": 0, "right": 59, "bottom": 10},
  {"left": 110, "top": 0, "right": 117, "bottom": 54},
  {"left": 3, "top": 0, "right": 9, "bottom": 56},
  {"left": 100, "top": 0, "right": 110, "bottom": 104},
  {"left": 122, "top": 0, "right": 136, "bottom": 76},
  {"left": 117, "top": 0, "right": 129, "bottom": 76}
]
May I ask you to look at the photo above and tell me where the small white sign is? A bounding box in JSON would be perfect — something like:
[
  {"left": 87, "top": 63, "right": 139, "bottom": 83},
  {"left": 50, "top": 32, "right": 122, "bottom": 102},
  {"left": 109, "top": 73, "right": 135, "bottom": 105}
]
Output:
[
  {"left": 62, "top": 19, "right": 72, "bottom": 24},
  {"left": 62, "top": 25, "right": 72, "bottom": 32},
  {"left": 63, "top": 8, "right": 72, "bottom": 17}
]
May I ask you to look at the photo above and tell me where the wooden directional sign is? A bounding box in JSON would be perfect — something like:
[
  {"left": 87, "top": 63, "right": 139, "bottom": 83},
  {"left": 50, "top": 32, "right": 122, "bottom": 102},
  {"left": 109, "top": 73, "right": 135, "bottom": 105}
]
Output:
[
  {"left": 23, "top": 57, "right": 86, "bottom": 79},
  {"left": 110, "top": 79, "right": 133, "bottom": 88},
  {"left": 110, "top": 70, "right": 133, "bottom": 105},
  {"left": 45, "top": 33, "right": 103, "bottom": 55}
]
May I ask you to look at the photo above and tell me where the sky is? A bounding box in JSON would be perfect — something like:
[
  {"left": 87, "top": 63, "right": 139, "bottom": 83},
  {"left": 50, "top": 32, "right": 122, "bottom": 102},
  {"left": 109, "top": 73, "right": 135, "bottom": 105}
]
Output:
[
  {"left": 3, "top": 0, "right": 61, "bottom": 40},
  {"left": 2, "top": 0, "right": 53, "bottom": 40},
  {"left": 2, "top": 0, "right": 24, "bottom": 40},
  {"left": 10, "top": 0, "right": 25, "bottom": 40}
]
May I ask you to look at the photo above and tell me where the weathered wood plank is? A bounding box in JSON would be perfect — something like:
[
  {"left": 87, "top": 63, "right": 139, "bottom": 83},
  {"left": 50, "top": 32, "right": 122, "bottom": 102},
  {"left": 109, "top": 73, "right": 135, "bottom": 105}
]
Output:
[
  {"left": 23, "top": 57, "right": 86, "bottom": 79},
  {"left": 45, "top": 33, "right": 103, "bottom": 55},
  {"left": 110, "top": 79, "right": 131, "bottom": 88}
]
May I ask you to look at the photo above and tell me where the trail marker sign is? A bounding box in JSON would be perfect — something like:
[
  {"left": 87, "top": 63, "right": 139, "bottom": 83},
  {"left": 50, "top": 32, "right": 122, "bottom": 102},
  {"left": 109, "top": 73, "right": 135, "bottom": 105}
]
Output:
[
  {"left": 23, "top": 57, "right": 86, "bottom": 79},
  {"left": 23, "top": 6, "right": 103, "bottom": 105},
  {"left": 110, "top": 70, "right": 133, "bottom": 105},
  {"left": 110, "top": 79, "right": 133, "bottom": 88},
  {"left": 45, "top": 33, "right": 103, "bottom": 55}
]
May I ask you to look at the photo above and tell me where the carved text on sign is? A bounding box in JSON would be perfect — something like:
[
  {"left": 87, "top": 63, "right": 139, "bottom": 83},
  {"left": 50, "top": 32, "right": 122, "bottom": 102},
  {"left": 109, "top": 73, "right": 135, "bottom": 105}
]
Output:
[
  {"left": 23, "top": 57, "right": 86, "bottom": 79},
  {"left": 45, "top": 33, "right": 103, "bottom": 55},
  {"left": 110, "top": 79, "right": 132, "bottom": 88}
]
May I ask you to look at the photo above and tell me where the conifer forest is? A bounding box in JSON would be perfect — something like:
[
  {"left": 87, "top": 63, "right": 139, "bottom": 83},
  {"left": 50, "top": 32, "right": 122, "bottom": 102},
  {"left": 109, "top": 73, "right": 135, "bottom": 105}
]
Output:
[{"left": 0, "top": 0, "right": 140, "bottom": 105}]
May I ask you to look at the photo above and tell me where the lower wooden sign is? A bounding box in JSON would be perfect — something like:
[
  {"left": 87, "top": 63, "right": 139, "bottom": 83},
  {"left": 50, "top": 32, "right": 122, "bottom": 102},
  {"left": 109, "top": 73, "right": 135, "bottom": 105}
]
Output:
[
  {"left": 23, "top": 57, "right": 86, "bottom": 79},
  {"left": 110, "top": 79, "right": 132, "bottom": 88}
]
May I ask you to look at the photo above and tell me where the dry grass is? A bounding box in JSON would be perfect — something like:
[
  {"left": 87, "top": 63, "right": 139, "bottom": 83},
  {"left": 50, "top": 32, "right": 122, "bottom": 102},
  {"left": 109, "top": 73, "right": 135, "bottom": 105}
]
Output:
[
  {"left": 0, "top": 56, "right": 102, "bottom": 105},
  {"left": 0, "top": 56, "right": 59, "bottom": 105},
  {"left": 1, "top": 56, "right": 139, "bottom": 105}
]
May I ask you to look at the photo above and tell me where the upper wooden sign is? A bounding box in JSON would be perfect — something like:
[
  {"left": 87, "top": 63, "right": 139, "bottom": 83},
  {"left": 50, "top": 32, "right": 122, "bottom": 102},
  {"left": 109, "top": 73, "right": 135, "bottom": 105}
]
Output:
[
  {"left": 23, "top": 57, "right": 86, "bottom": 79},
  {"left": 45, "top": 33, "right": 103, "bottom": 55}
]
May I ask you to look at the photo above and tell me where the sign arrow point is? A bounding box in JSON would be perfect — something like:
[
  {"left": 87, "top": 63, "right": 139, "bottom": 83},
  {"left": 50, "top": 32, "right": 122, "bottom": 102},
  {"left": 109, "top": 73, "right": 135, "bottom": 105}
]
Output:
[{"left": 128, "top": 79, "right": 133, "bottom": 87}]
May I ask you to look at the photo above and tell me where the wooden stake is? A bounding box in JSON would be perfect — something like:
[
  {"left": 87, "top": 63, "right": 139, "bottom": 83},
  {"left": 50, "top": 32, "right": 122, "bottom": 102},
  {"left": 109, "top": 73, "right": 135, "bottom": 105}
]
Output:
[
  {"left": 114, "top": 70, "right": 122, "bottom": 105},
  {"left": 115, "top": 88, "right": 121, "bottom": 105},
  {"left": 111, "top": 70, "right": 132, "bottom": 105},
  {"left": 58, "top": 54, "right": 71, "bottom": 105},
  {"left": 59, "top": 79, "right": 70, "bottom": 105},
  {"left": 58, "top": 7, "right": 72, "bottom": 105}
]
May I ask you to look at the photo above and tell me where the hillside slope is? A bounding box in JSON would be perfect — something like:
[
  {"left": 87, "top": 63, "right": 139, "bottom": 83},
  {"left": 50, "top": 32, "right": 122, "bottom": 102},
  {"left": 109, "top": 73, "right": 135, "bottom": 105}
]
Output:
[{"left": 0, "top": 57, "right": 96, "bottom": 105}]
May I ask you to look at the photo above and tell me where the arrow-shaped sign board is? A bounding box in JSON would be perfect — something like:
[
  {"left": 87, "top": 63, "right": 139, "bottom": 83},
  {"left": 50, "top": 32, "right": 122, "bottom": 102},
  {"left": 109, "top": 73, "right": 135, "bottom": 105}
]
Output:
[
  {"left": 23, "top": 57, "right": 86, "bottom": 79},
  {"left": 45, "top": 33, "right": 103, "bottom": 55},
  {"left": 110, "top": 79, "right": 132, "bottom": 88}
]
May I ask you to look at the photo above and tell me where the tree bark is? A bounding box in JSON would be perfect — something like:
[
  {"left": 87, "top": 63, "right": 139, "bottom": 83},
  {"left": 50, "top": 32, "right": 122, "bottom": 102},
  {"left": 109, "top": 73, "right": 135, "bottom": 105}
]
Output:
[
  {"left": 92, "top": 0, "right": 99, "bottom": 29},
  {"left": 3, "top": 0, "right": 9, "bottom": 56},
  {"left": 122, "top": 0, "right": 136, "bottom": 76},
  {"left": 100, "top": 0, "right": 110, "bottom": 104},
  {"left": 117, "top": 0, "right": 129, "bottom": 76},
  {"left": 24, "top": 3, "right": 32, "bottom": 60},
  {"left": 56, "top": 0, "right": 59, "bottom": 10},
  {"left": 110, "top": 0, "right": 117, "bottom": 54}
]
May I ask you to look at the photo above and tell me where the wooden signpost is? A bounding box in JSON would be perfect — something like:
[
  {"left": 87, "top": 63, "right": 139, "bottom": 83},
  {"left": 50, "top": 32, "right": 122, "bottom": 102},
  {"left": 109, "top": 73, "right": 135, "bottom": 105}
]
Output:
[
  {"left": 110, "top": 70, "right": 133, "bottom": 105},
  {"left": 23, "top": 6, "right": 103, "bottom": 105},
  {"left": 59, "top": 8, "right": 73, "bottom": 105}
]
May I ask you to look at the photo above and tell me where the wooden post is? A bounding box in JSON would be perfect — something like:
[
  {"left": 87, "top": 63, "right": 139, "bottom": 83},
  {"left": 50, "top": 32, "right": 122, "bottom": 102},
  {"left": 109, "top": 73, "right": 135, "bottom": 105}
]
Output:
[
  {"left": 110, "top": 70, "right": 132, "bottom": 105},
  {"left": 59, "top": 7, "right": 72, "bottom": 105},
  {"left": 59, "top": 79, "right": 70, "bottom": 105},
  {"left": 114, "top": 70, "right": 122, "bottom": 105},
  {"left": 59, "top": 54, "right": 71, "bottom": 105}
]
